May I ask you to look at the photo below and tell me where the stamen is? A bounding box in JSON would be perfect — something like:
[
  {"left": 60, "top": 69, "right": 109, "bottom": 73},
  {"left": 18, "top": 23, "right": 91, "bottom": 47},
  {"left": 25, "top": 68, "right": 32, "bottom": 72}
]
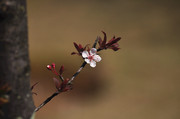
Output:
[{"left": 88, "top": 55, "right": 93, "bottom": 61}]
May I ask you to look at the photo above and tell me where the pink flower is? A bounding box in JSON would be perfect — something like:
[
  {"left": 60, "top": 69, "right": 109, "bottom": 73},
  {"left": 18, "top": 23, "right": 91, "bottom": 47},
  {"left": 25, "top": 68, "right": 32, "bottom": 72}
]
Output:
[{"left": 82, "top": 48, "right": 102, "bottom": 68}]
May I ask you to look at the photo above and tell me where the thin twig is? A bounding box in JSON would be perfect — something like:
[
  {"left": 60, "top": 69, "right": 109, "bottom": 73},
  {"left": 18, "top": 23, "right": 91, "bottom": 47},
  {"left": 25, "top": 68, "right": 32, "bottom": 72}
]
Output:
[
  {"left": 59, "top": 75, "right": 64, "bottom": 81},
  {"left": 34, "top": 38, "right": 99, "bottom": 112},
  {"left": 34, "top": 91, "right": 60, "bottom": 112},
  {"left": 68, "top": 61, "right": 87, "bottom": 83},
  {"left": 92, "top": 37, "right": 99, "bottom": 48}
]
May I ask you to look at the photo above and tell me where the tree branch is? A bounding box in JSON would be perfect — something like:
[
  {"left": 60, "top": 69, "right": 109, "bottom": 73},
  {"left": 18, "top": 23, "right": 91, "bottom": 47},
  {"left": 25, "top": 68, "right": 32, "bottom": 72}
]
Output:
[
  {"left": 34, "top": 91, "right": 59, "bottom": 112},
  {"left": 34, "top": 38, "right": 99, "bottom": 112}
]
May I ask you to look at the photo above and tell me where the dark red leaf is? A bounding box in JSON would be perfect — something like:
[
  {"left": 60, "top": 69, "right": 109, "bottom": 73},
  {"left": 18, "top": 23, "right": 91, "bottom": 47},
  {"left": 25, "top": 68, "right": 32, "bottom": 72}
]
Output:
[
  {"left": 71, "top": 52, "right": 81, "bottom": 55},
  {"left": 32, "top": 92, "right": 38, "bottom": 95},
  {"left": 79, "top": 44, "right": 85, "bottom": 53},
  {"left": 111, "top": 46, "right": 120, "bottom": 51},
  {"left": 98, "top": 36, "right": 102, "bottom": 46},
  {"left": 83, "top": 44, "right": 90, "bottom": 51},
  {"left": 71, "top": 52, "right": 76, "bottom": 55},
  {"left": 53, "top": 78, "right": 61, "bottom": 90},
  {"left": 61, "top": 78, "right": 72, "bottom": 92},
  {"left": 102, "top": 31, "right": 107, "bottom": 48},
  {"left": 107, "top": 36, "right": 115, "bottom": 44},
  {"left": 59, "top": 65, "right": 64, "bottom": 75},
  {"left": 112, "top": 37, "right": 121, "bottom": 43},
  {"left": 106, "top": 37, "right": 121, "bottom": 47},
  {"left": 112, "top": 43, "right": 119, "bottom": 47},
  {"left": 73, "top": 42, "right": 80, "bottom": 52},
  {"left": 31, "top": 82, "right": 39, "bottom": 90},
  {"left": 72, "top": 43, "right": 90, "bottom": 56},
  {"left": 79, "top": 44, "right": 83, "bottom": 49}
]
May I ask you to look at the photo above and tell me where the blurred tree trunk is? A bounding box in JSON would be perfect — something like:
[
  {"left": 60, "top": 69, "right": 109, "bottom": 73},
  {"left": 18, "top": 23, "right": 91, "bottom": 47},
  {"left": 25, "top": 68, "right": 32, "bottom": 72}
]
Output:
[{"left": 0, "top": 0, "right": 35, "bottom": 119}]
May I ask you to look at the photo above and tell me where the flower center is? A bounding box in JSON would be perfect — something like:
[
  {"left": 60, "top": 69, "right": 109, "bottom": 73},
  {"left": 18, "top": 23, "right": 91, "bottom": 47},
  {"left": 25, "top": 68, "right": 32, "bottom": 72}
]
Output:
[{"left": 88, "top": 55, "right": 93, "bottom": 61}]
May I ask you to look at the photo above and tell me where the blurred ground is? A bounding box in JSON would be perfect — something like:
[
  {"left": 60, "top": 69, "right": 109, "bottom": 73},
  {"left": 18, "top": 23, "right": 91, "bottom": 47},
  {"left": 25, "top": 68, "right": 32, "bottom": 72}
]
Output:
[{"left": 27, "top": 0, "right": 180, "bottom": 119}]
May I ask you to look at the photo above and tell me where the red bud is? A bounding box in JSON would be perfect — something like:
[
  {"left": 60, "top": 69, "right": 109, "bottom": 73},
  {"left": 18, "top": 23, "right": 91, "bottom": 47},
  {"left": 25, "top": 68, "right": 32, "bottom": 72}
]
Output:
[
  {"left": 47, "top": 65, "right": 52, "bottom": 70},
  {"left": 51, "top": 63, "right": 55, "bottom": 69}
]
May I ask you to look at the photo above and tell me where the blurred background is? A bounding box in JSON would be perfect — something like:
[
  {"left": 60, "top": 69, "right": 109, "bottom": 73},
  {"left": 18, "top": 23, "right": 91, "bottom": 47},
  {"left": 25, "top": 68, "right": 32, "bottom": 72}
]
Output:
[{"left": 27, "top": 0, "right": 180, "bottom": 119}]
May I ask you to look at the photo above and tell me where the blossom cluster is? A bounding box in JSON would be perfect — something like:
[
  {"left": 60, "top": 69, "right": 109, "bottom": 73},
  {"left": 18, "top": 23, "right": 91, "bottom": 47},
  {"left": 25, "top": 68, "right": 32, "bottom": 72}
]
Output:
[
  {"left": 47, "top": 31, "right": 121, "bottom": 92},
  {"left": 72, "top": 31, "right": 121, "bottom": 67}
]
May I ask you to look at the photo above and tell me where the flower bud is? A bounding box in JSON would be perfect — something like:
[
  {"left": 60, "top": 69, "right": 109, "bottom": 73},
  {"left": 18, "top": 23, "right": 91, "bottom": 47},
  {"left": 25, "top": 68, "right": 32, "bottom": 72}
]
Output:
[
  {"left": 51, "top": 63, "right": 56, "bottom": 69},
  {"left": 47, "top": 65, "right": 52, "bottom": 70}
]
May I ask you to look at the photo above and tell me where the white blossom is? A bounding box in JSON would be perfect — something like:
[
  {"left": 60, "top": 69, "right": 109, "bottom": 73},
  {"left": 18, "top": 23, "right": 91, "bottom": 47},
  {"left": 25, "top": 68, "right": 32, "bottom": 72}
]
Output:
[{"left": 82, "top": 48, "right": 101, "bottom": 68}]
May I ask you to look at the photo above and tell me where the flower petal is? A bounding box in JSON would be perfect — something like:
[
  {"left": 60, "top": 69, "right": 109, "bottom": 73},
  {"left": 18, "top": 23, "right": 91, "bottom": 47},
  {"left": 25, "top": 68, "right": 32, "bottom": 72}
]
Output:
[
  {"left": 85, "top": 59, "right": 90, "bottom": 64},
  {"left": 93, "top": 55, "right": 102, "bottom": 62},
  {"left": 90, "top": 48, "right": 97, "bottom": 55},
  {"left": 90, "top": 60, "right": 96, "bottom": 67},
  {"left": 82, "top": 51, "right": 89, "bottom": 58}
]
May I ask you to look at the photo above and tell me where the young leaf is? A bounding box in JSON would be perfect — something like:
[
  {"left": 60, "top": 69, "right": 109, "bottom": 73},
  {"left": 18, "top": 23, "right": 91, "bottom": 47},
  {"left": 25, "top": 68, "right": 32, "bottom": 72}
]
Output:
[
  {"left": 106, "top": 37, "right": 121, "bottom": 47},
  {"left": 98, "top": 36, "right": 102, "bottom": 46},
  {"left": 53, "top": 78, "right": 61, "bottom": 90},
  {"left": 73, "top": 42, "right": 80, "bottom": 52},
  {"left": 101, "top": 31, "right": 107, "bottom": 48},
  {"left": 31, "top": 82, "right": 39, "bottom": 90},
  {"left": 79, "top": 44, "right": 83, "bottom": 49},
  {"left": 59, "top": 65, "right": 64, "bottom": 75}
]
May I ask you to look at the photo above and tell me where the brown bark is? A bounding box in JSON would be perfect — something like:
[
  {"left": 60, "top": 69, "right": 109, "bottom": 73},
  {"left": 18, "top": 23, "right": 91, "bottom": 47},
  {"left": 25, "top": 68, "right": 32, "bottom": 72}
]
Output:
[{"left": 0, "top": 0, "right": 35, "bottom": 119}]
